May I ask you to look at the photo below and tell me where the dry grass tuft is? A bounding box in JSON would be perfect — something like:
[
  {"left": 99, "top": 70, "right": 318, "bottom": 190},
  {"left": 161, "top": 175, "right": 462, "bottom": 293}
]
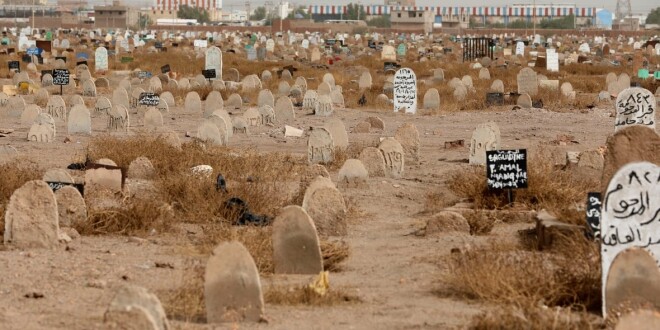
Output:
[
  {"left": 76, "top": 197, "right": 175, "bottom": 236},
  {"left": 320, "top": 240, "right": 350, "bottom": 272},
  {"left": 264, "top": 285, "right": 361, "bottom": 306},
  {"left": 470, "top": 305, "right": 602, "bottom": 330},
  {"left": 440, "top": 234, "right": 600, "bottom": 311},
  {"left": 160, "top": 259, "right": 206, "bottom": 323},
  {"left": 463, "top": 211, "right": 498, "bottom": 236},
  {"left": 447, "top": 150, "right": 598, "bottom": 225},
  {"left": 0, "top": 160, "right": 43, "bottom": 236}
]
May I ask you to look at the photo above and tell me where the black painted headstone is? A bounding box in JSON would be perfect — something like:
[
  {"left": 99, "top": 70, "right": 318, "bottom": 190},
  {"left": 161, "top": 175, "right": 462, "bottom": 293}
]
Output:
[
  {"left": 8, "top": 60, "right": 20, "bottom": 72},
  {"left": 486, "top": 149, "right": 528, "bottom": 189},
  {"left": 41, "top": 69, "right": 52, "bottom": 77},
  {"left": 55, "top": 56, "right": 67, "bottom": 62},
  {"left": 53, "top": 69, "right": 70, "bottom": 86},
  {"left": 586, "top": 192, "right": 602, "bottom": 239},
  {"left": 486, "top": 93, "right": 504, "bottom": 106},
  {"left": 138, "top": 92, "right": 159, "bottom": 106},
  {"left": 161, "top": 64, "right": 170, "bottom": 74},
  {"left": 76, "top": 60, "right": 88, "bottom": 66},
  {"left": 21, "top": 55, "right": 31, "bottom": 63},
  {"left": 202, "top": 69, "right": 216, "bottom": 79}
]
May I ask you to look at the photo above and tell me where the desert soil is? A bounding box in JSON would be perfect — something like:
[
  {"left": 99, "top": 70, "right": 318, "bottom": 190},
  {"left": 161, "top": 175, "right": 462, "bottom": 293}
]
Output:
[{"left": 0, "top": 90, "right": 615, "bottom": 329}]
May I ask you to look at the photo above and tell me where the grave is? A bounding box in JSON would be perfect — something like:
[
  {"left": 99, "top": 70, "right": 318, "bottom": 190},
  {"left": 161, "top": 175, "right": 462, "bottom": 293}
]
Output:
[
  {"left": 27, "top": 113, "right": 56, "bottom": 142},
  {"left": 469, "top": 122, "right": 500, "bottom": 165},
  {"left": 359, "top": 147, "right": 386, "bottom": 177},
  {"left": 54, "top": 185, "right": 86, "bottom": 228},
  {"left": 423, "top": 88, "right": 440, "bottom": 110},
  {"left": 517, "top": 67, "right": 538, "bottom": 97},
  {"left": 184, "top": 92, "right": 202, "bottom": 113},
  {"left": 337, "top": 159, "right": 369, "bottom": 187},
  {"left": 302, "top": 176, "right": 347, "bottom": 236},
  {"left": 394, "top": 123, "right": 420, "bottom": 162},
  {"left": 205, "top": 241, "right": 264, "bottom": 323},
  {"left": 272, "top": 205, "right": 323, "bottom": 274},
  {"left": 67, "top": 104, "right": 92, "bottom": 134},
  {"left": 614, "top": 87, "right": 656, "bottom": 132},
  {"left": 4, "top": 180, "right": 59, "bottom": 249},
  {"left": 307, "top": 127, "right": 334, "bottom": 164},
  {"left": 378, "top": 138, "right": 405, "bottom": 178},
  {"left": 393, "top": 68, "right": 417, "bottom": 114}
]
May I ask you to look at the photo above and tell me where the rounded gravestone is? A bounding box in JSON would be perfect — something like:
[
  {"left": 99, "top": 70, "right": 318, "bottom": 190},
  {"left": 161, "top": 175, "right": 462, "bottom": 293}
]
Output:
[
  {"left": 184, "top": 92, "right": 202, "bottom": 113},
  {"left": 337, "top": 159, "right": 368, "bottom": 187},
  {"left": 307, "top": 128, "right": 334, "bottom": 164},
  {"left": 302, "top": 177, "right": 347, "bottom": 236},
  {"left": 272, "top": 206, "right": 323, "bottom": 274},
  {"left": 359, "top": 147, "right": 386, "bottom": 177},
  {"left": 55, "top": 185, "right": 87, "bottom": 228},
  {"left": 394, "top": 123, "right": 420, "bottom": 162},
  {"left": 204, "top": 241, "right": 264, "bottom": 323},
  {"left": 324, "top": 118, "right": 348, "bottom": 150},
  {"left": 67, "top": 104, "right": 92, "bottom": 134},
  {"left": 423, "top": 88, "right": 440, "bottom": 110},
  {"left": 4, "top": 180, "right": 59, "bottom": 249},
  {"left": 378, "top": 138, "right": 405, "bottom": 178}
]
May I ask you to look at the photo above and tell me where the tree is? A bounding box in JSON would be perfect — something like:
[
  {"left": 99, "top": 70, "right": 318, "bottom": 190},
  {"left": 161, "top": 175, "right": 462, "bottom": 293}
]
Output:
[
  {"left": 539, "top": 14, "right": 575, "bottom": 29},
  {"left": 250, "top": 6, "right": 267, "bottom": 20},
  {"left": 647, "top": 7, "right": 660, "bottom": 25},
  {"left": 177, "top": 5, "right": 210, "bottom": 23},
  {"left": 345, "top": 3, "right": 366, "bottom": 20},
  {"left": 287, "top": 6, "right": 310, "bottom": 19},
  {"left": 367, "top": 15, "right": 390, "bottom": 28}
]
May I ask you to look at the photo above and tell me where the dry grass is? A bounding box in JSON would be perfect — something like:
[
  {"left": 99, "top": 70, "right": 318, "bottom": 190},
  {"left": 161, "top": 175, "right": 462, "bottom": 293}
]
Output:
[
  {"left": 77, "top": 197, "right": 175, "bottom": 236},
  {"left": 264, "top": 285, "right": 361, "bottom": 306},
  {"left": 440, "top": 234, "right": 600, "bottom": 311},
  {"left": 160, "top": 259, "right": 206, "bottom": 323},
  {"left": 470, "top": 305, "right": 602, "bottom": 330},
  {"left": 447, "top": 150, "right": 599, "bottom": 225},
  {"left": 0, "top": 160, "right": 43, "bottom": 236}
]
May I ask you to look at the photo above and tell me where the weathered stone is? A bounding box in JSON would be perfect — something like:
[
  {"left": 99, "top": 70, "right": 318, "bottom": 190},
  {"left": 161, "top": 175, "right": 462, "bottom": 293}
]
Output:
[
  {"left": 307, "top": 128, "right": 334, "bottom": 164},
  {"left": 272, "top": 205, "right": 323, "bottom": 274},
  {"left": 302, "top": 177, "right": 347, "bottom": 236},
  {"left": 394, "top": 123, "right": 420, "bottom": 162},
  {"left": 205, "top": 241, "right": 264, "bottom": 323},
  {"left": 128, "top": 157, "right": 155, "bottom": 180},
  {"left": 337, "top": 159, "right": 368, "bottom": 187},
  {"left": 601, "top": 126, "right": 660, "bottom": 194},
  {"left": 54, "top": 185, "right": 87, "bottom": 228},
  {"left": 104, "top": 285, "right": 169, "bottom": 330},
  {"left": 4, "top": 180, "right": 59, "bottom": 249},
  {"left": 323, "top": 118, "right": 348, "bottom": 150},
  {"left": 423, "top": 88, "right": 440, "bottom": 110},
  {"left": 359, "top": 147, "right": 386, "bottom": 177},
  {"left": 378, "top": 138, "right": 404, "bottom": 178},
  {"left": 67, "top": 104, "right": 92, "bottom": 134}
]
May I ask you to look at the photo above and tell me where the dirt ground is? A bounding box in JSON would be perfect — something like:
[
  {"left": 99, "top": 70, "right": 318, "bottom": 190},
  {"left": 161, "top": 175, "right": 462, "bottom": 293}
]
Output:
[{"left": 0, "top": 78, "right": 619, "bottom": 329}]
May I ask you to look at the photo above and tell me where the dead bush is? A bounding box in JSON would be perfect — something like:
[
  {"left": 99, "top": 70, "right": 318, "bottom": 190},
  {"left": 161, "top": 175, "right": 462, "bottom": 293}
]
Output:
[
  {"left": 470, "top": 305, "right": 602, "bottom": 330},
  {"left": 77, "top": 197, "right": 174, "bottom": 236},
  {"left": 447, "top": 150, "right": 599, "bottom": 225}
]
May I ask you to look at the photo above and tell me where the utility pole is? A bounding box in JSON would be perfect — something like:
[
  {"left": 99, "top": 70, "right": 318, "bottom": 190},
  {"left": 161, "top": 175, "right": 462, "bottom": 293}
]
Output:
[
  {"left": 532, "top": 0, "right": 536, "bottom": 37},
  {"left": 245, "top": 0, "right": 250, "bottom": 24},
  {"left": 31, "top": 0, "right": 35, "bottom": 34}
]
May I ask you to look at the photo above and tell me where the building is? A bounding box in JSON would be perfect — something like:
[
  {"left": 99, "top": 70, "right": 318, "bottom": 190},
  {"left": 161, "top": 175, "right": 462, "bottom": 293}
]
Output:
[
  {"left": 384, "top": 0, "right": 415, "bottom": 6},
  {"left": 1, "top": 0, "right": 48, "bottom": 5},
  {"left": 151, "top": 0, "right": 222, "bottom": 20},
  {"left": 57, "top": 0, "right": 86, "bottom": 11},
  {"left": 438, "top": 11, "right": 469, "bottom": 29},
  {"left": 94, "top": 1, "right": 139, "bottom": 28},
  {"left": 390, "top": 9, "right": 433, "bottom": 33}
]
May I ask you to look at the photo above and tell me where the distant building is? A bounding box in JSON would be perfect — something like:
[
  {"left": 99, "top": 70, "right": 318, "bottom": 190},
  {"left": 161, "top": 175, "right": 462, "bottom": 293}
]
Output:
[
  {"left": 384, "top": 0, "right": 415, "bottom": 6},
  {"left": 57, "top": 0, "right": 86, "bottom": 11},
  {"left": 1, "top": 0, "right": 48, "bottom": 5},
  {"left": 151, "top": 0, "right": 222, "bottom": 20},
  {"left": 390, "top": 9, "right": 433, "bottom": 33},
  {"left": 94, "top": 1, "right": 139, "bottom": 28}
]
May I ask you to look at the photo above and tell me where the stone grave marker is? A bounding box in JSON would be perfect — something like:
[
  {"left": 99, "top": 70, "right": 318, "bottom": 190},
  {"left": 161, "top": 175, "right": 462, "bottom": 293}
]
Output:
[
  {"left": 54, "top": 185, "right": 86, "bottom": 228},
  {"left": 423, "top": 88, "right": 440, "bottom": 110},
  {"left": 211, "top": 110, "right": 233, "bottom": 138},
  {"left": 67, "top": 104, "right": 91, "bottom": 134},
  {"left": 84, "top": 158, "right": 123, "bottom": 195},
  {"left": 258, "top": 105, "right": 275, "bottom": 126},
  {"left": 257, "top": 89, "right": 274, "bottom": 108},
  {"left": 104, "top": 285, "right": 170, "bottom": 330},
  {"left": 314, "top": 95, "right": 333, "bottom": 117},
  {"left": 160, "top": 92, "right": 175, "bottom": 109},
  {"left": 204, "top": 91, "right": 224, "bottom": 118},
  {"left": 358, "top": 71, "right": 372, "bottom": 89},
  {"left": 394, "top": 123, "right": 420, "bottom": 162},
  {"left": 324, "top": 118, "right": 348, "bottom": 150},
  {"left": 226, "top": 94, "right": 243, "bottom": 110},
  {"left": 303, "top": 90, "right": 318, "bottom": 110},
  {"left": 272, "top": 205, "right": 323, "bottom": 274},
  {"left": 184, "top": 92, "right": 202, "bottom": 113},
  {"left": 95, "top": 47, "right": 108, "bottom": 72},
  {"left": 112, "top": 88, "right": 130, "bottom": 111},
  {"left": 95, "top": 97, "right": 111, "bottom": 114},
  {"left": 601, "top": 162, "right": 660, "bottom": 316},
  {"left": 490, "top": 80, "right": 504, "bottom": 93},
  {"left": 144, "top": 108, "right": 164, "bottom": 129},
  {"left": 614, "top": 87, "right": 656, "bottom": 132},
  {"left": 359, "top": 147, "right": 386, "bottom": 177},
  {"left": 302, "top": 176, "right": 347, "bottom": 236},
  {"left": 196, "top": 120, "right": 225, "bottom": 146},
  {"left": 205, "top": 241, "right": 264, "bottom": 323},
  {"left": 378, "top": 138, "right": 404, "bottom": 178},
  {"left": 393, "top": 68, "right": 417, "bottom": 114},
  {"left": 108, "top": 105, "right": 129, "bottom": 132},
  {"left": 337, "top": 159, "right": 369, "bottom": 187},
  {"left": 517, "top": 68, "right": 538, "bottom": 97},
  {"left": 274, "top": 96, "right": 294, "bottom": 123},
  {"left": 3, "top": 180, "right": 59, "bottom": 248},
  {"left": 20, "top": 104, "right": 41, "bottom": 125},
  {"left": 27, "top": 113, "right": 56, "bottom": 142},
  {"left": 8, "top": 96, "right": 26, "bottom": 118},
  {"left": 469, "top": 122, "right": 500, "bottom": 165},
  {"left": 307, "top": 128, "right": 334, "bottom": 164}
]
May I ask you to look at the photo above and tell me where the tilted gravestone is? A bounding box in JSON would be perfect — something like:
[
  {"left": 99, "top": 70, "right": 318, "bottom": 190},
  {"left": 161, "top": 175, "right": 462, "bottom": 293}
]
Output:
[
  {"left": 272, "top": 205, "right": 323, "bottom": 274},
  {"left": 205, "top": 241, "right": 264, "bottom": 323},
  {"left": 600, "top": 162, "right": 660, "bottom": 317}
]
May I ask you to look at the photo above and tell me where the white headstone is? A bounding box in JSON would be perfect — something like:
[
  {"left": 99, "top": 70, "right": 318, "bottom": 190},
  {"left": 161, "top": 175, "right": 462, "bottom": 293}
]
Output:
[{"left": 393, "top": 68, "right": 417, "bottom": 114}]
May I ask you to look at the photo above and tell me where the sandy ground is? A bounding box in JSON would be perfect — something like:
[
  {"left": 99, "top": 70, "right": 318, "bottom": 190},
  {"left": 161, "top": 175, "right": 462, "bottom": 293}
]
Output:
[{"left": 0, "top": 83, "right": 619, "bottom": 329}]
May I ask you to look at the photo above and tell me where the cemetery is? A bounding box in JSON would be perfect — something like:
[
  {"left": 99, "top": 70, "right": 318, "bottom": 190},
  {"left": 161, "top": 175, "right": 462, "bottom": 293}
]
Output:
[{"left": 0, "top": 24, "right": 658, "bottom": 329}]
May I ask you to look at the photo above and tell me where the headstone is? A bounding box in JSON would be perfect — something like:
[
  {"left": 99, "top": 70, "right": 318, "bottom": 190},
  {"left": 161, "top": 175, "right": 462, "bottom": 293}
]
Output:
[
  {"left": 324, "top": 118, "right": 348, "bottom": 150},
  {"left": 469, "top": 122, "right": 500, "bottom": 165},
  {"left": 144, "top": 108, "right": 164, "bottom": 129},
  {"left": 112, "top": 88, "right": 130, "bottom": 110},
  {"left": 160, "top": 92, "right": 175, "bottom": 109},
  {"left": 478, "top": 68, "right": 491, "bottom": 80},
  {"left": 359, "top": 147, "right": 386, "bottom": 177},
  {"left": 303, "top": 90, "right": 318, "bottom": 110},
  {"left": 393, "top": 68, "right": 417, "bottom": 114},
  {"left": 272, "top": 205, "right": 323, "bottom": 274},
  {"left": 257, "top": 89, "right": 274, "bottom": 108},
  {"left": 20, "top": 104, "right": 41, "bottom": 125},
  {"left": 196, "top": 120, "right": 225, "bottom": 146},
  {"left": 314, "top": 95, "right": 333, "bottom": 117},
  {"left": 104, "top": 285, "right": 169, "bottom": 330},
  {"left": 517, "top": 68, "right": 538, "bottom": 97},
  {"left": 95, "top": 47, "right": 108, "bottom": 72},
  {"left": 307, "top": 128, "right": 334, "bottom": 164},
  {"left": 226, "top": 94, "right": 242, "bottom": 110},
  {"left": 108, "top": 105, "right": 130, "bottom": 132},
  {"left": 204, "top": 91, "right": 224, "bottom": 118},
  {"left": 274, "top": 96, "right": 294, "bottom": 123},
  {"left": 205, "top": 46, "right": 222, "bottom": 81},
  {"left": 67, "top": 104, "right": 91, "bottom": 134},
  {"left": 184, "top": 92, "right": 202, "bottom": 113},
  {"left": 358, "top": 71, "right": 372, "bottom": 89},
  {"left": 302, "top": 177, "right": 347, "bottom": 236},
  {"left": 337, "top": 159, "right": 368, "bottom": 187},
  {"left": 381, "top": 45, "right": 396, "bottom": 61},
  {"left": 54, "top": 185, "right": 86, "bottom": 228},
  {"left": 614, "top": 87, "right": 656, "bottom": 132},
  {"left": 423, "top": 88, "right": 440, "bottom": 110},
  {"left": 378, "top": 138, "right": 404, "bottom": 178},
  {"left": 205, "top": 241, "right": 264, "bottom": 323},
  {"left": 3, "top": 180, "right": 59, "bottom": 248},
  {"left": 517, "top": 93, "right": 533, "bottom": 109},
  {"left": 601, "top": 162, "right": 660, "bottom": 316},
  {"left": 95, "top": 97, "right": 111, "bottom": 114},
  {"left": 27, "top": 113, "right": 56, "bottom": 142},
  {"left": 394, "top": 123, "right": 420, "bottom": 162},
  {"left": 8, "top": 96, "right": 26, "bottom": 118}
]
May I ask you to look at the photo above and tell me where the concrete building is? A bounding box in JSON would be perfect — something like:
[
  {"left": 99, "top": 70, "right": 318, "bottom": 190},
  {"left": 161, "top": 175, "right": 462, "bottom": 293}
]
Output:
[
  {"left": 151, "top": 0, "right": 222, "bottom": 20},
  {"left": 94, "top": 1, "right": 139, "bottom": 28},
  {"left": 384, "top": 0, "right": 415, "bottom": 6},
  {"left": 390, "top": 9, "right": 433, "bottom": 33}
]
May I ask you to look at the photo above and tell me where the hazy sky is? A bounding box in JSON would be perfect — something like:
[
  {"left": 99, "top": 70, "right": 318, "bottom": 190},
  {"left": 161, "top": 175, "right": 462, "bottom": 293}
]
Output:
[{"left": 74, "top": 0, "right": 657, "bottom": 15}]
